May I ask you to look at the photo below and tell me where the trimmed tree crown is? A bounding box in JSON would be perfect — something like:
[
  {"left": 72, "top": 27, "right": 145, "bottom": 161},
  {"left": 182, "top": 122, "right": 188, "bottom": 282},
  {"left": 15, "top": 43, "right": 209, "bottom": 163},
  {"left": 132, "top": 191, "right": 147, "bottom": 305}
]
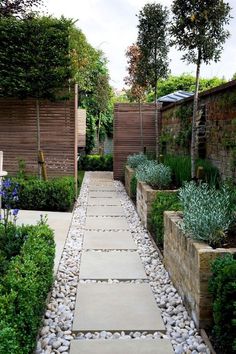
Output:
[{"left": 170, "top": 0, "right": 232, "bottom": 64}]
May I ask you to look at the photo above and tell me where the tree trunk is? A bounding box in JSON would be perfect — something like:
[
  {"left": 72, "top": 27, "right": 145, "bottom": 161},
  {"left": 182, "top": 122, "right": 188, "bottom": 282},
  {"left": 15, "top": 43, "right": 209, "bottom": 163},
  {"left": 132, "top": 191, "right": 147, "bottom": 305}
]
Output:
[
  {"left": 154, "top": 82, "right": 159, "bottom": 161},
  {"left": 97, "top": 113, "right": 101, "bottom": 155},
  {"left": 139, "top": 99, "right": 143, "bottom": 152},
  {"left": 191, "top": 50, "right": 201, "bottom": 179},
  {"left": 36, "top": 99, "right": 41, "bottom": 178}
]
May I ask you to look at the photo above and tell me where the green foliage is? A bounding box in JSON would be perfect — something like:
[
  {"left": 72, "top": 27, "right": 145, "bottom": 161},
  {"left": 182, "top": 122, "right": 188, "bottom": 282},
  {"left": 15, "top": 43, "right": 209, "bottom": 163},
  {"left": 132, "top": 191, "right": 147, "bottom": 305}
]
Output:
[
  {"left": 179, "top": 182, "right": 235, "bottom": 247},
  {"left": 78, "top": 154, "right": 113, "bottom": 171},
  {"left": 0, "top": 0, "right": 44, "bottom": 18},
  {"left": 147, "top": 74, "right": 226, "bottom": 101},
  {"left": 175, "top": 104, "right": 193, "bottom": 148},
  {"left": 164, "top": 155, "right": 220, "bottom": 187},
  {"left": 0, "top": 224, "right": 34, "bottom": 275},
  {"left": 150, "top": 191, "right": 181, "bottom": 246},
  {"left": 130, "top": 175, "right": 137, "bottom": 201},
  {"left": 9, "top": 177, "right": 75, "bottom": 211},
  {"left": 127, "top": 153, "right": 148, "bottom": 169},
  {"left": 136, "top": 2, "right": 169, "bottom": 97},
  {"left": 209, "top": 254, "right": 236, "bottom": 354},
  {"left": 0, "top": 16, "right": 72, "bottom": 99},
  {"left": 0, "top": 223, "right": 55, "bottom": 353},
  {"left": 136, "top": 161, "right": 171, "bottom": 189},
  {"left": 170, "top": 0, "right": 231, "bottom": 66}
]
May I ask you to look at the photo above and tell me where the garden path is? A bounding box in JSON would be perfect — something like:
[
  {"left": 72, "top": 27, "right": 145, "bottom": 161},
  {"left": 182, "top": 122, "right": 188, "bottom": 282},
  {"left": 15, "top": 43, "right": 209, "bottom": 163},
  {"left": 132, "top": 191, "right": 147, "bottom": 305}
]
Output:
[
  {"left": 70, "top": 172, "right": 174, "bottom": 354},
  {"left": 17, "top": 210, "right": 72, "bottom": 273}
]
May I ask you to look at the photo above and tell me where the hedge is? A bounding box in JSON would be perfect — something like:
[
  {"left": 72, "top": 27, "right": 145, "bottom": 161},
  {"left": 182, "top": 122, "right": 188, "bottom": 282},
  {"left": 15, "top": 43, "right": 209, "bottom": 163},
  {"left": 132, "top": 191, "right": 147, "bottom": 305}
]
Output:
[
  {"left": 78, "top": 154, "right": 113, "bottom": 171},
  {"left": 209, "top": 254, "right": 236, "bottom": 354},
  {"left": 150, "top": 191, "right": 181, "bottom": 247},
  {"left": 10, "top": 176, "right": 75, "bottom": 211},
  {"left": 0, "top": 223, "right": 55, "bottom": 353}
]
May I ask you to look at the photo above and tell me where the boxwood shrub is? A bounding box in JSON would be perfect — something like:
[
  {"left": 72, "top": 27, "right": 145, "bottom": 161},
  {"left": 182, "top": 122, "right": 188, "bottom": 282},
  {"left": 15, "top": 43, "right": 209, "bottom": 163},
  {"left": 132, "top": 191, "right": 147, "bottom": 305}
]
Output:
[
  {"left": 209, "top": 254, "right": 236, "bottom": 354},
  {"left": 78, "top": 154, "right": 113, "bottom": 171},
  {"left": 9, "top": 176, "right": 75, "bottom": 211},
  {"left": 150, "top": 191, "right": 181, "bottom": 247},
  {"left": 0, "top": 223, "right": 55, "bottom": 354}
]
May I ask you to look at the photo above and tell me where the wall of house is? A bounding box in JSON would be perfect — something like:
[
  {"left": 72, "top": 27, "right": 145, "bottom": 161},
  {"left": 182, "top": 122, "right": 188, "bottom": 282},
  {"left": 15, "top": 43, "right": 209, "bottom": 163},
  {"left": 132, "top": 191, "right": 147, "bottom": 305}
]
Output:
[{"left": 0, "top": 93, "right": 77, "bottom": 178}]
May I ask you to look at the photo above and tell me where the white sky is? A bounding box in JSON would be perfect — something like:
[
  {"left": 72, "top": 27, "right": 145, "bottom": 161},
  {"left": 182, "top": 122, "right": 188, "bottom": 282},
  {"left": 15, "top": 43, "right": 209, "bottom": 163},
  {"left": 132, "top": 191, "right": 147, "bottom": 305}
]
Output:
[{"left": 46, "top": 0, "right": 236, "bottom": 90}]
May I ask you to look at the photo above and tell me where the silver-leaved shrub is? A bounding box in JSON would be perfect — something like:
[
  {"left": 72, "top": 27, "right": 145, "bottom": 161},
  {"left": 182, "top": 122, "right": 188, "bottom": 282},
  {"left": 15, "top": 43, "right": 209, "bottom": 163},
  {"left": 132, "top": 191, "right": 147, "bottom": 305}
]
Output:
[
  {"left": 127, "top": 153, "right": 148, "bottom": 169},
  {"left": 179, "top": 182, "right": 235, "bottom": 247},
  {"left": 136, "top": 161, "right": 172, "bottom": 189}
]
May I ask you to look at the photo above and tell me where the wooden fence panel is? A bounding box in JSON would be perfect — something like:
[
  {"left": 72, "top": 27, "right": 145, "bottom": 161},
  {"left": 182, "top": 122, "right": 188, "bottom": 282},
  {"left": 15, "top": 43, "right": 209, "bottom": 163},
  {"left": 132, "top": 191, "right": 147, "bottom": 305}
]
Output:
[
  {"left": 113, "top": 103, "right": 159, "bottom": 180},
  {"left": 0, "top": 93, "right": 77, "bottom": 178}
]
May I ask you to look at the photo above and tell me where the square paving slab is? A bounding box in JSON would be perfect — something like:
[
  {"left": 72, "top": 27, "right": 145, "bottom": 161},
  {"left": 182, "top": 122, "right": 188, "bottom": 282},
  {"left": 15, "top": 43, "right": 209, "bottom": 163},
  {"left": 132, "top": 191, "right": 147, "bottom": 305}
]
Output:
[
  {"left": 79, "top": 251, "right": 146, "bottom": 279},
  {"left": 85, "top": 217, "right": 129, "bottom": 230},
  {"left": 89, "top": 191, "right": 117, "bottom": 198},
  {"left": 70, "top": 339, "right": 174, "bottom": 354},
  {"left": 87, "top": 198, "right": 121, "bottom": 206},
  {"left": 72, "top": 283, "right": 165, "bottom": 332},
  {"left": 89, "top": 186, "right": 116, "bottom": 191},
  {"left": 87, "top": 206, "right": 124, "bottom": 216},
  {"left": 83, "top": 231, "right": 137, "bottom": 250}
]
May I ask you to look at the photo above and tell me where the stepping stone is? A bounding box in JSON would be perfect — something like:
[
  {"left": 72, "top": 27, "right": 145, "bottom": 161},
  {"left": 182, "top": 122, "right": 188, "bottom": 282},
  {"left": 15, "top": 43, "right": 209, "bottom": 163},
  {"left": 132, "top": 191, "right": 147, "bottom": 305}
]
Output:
[
  {"left": 83, "top": 231, "right": 137, "bottom": 250},
  {"left": 70, "top": 339, "right": 174, "bottom": 354},
  {"left": 89, "top": 191, "right": 117, "bottom": 198},
  {"left": 87, "top": 198, "right": 121, "bottom": 206},
  {"left": 72, "top": 283, "right": 165, "bottom": 332},
  {"left": 79, "top": 251, "right": 146, "bottom": 279},
  {"left": 89, "top": 186, "right": 116, "bottom": 191},
  {"left": 87, "top": 206, "right": 124, "bottom": 216},
  {"left": 85, "top": 217, "right": 129, "bottom": 230}
]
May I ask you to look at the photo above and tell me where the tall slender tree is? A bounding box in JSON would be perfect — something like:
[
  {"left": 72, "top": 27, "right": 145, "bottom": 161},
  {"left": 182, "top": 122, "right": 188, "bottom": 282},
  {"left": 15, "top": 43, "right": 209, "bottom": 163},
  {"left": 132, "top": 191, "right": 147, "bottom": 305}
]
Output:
[
  {"left": 136, "top": 3, "right": 169, "bottom": 159},
  {"left": 124, "top": 44, "right": 147, "bottom": 151},
  {"left": 170, "top": 0, "right": 231, "bottom": 178}
]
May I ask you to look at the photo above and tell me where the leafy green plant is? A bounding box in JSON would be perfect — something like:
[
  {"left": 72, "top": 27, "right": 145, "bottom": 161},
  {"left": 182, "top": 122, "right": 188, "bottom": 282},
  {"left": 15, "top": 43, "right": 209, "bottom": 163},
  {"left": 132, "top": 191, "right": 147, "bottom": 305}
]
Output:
[
  {"left": 164, "top": 155, "right": 220, "bottom": 187},
  {"left": 209, "top": 254, "right": 236, "bottom": 354},
  {"left": 179, "top": 182, "right": 235, "bottom": 247},
  {"left": 150, "top": 191, "right": 181, "bottom": 247},
  {"left": 0, "top": 223, "right": 55, "bottom": 353},
  {"left": 130, "top": 175, "right": 137, "bottom": 201},
  {"left": 8, "top": 176, "right": 75, "bottom": 211},
  {"left": 78, "top": 154, "right": 113, "bottom": 171},
  {"left": 127, "top": 153, "right": 148, "bottom": 169},
  {"left": 136, "top": 161, "right": 171, "bottom": 189}
]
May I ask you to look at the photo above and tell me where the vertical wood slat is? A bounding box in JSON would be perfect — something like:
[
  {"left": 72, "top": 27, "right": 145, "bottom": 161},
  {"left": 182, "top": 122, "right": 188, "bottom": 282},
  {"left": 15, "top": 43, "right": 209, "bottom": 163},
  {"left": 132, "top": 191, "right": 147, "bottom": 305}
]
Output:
[
  {"left": 113, "top": 103, "right": 160, "bottom": 180},
  {"left": 0, "top": 90, "right": 77, "bottom": 179}
]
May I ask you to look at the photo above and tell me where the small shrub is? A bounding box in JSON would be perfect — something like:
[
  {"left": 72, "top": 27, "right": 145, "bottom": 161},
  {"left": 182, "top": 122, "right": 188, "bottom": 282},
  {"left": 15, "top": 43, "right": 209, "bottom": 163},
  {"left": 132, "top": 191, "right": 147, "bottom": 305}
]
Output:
[
  {"left": 8, "top": 177, "right": 75, "bottom": 211},
  {"left": 136, "top": 161, "right": 172, "bottom": 189},
  {"left": 130, "top": 175, "right": 137, "bottom": 201},
  {"left": 127, "top": 153, "right": 148, "bottom": 169},
  {"left": 0, "top": 223, "right": 55, "bottom": 354},
  {"left": 164, "top": 155, "right": 220, "bottom": 187},
  {"left": 179, "top": 182, "right": 235, "bottom": 247},
  {"left": 78, "top": 154, "right": 113, "bottom": 171},
  {"left": 150, "top": 191, "right": 181, "bottom": 247},
  {"left": 209, "top": 254, "right": 236, "bottom": 354}
]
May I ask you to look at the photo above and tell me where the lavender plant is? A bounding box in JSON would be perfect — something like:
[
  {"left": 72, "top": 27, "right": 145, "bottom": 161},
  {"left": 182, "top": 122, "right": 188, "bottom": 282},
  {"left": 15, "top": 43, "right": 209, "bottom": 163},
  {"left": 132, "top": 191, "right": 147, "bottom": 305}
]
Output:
[
  {"left": 179, "top": 182, "right": 235, "bottom": 247},
  {"left": 0, "top": 178, "right": 19, "bottom": 231},
  {"left": 127, "top": 153, "right": 148, "bottom": 169},
  {"left": 136, "top": 160, "right": 171, "bottom": 189}
]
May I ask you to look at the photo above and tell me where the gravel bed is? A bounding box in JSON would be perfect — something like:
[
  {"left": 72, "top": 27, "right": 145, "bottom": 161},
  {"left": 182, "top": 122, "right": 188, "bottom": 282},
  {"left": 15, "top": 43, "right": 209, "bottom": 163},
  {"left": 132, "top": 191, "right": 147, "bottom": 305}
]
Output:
[{"left": 36, "top": 172, "right": 210, "bottom": 354}]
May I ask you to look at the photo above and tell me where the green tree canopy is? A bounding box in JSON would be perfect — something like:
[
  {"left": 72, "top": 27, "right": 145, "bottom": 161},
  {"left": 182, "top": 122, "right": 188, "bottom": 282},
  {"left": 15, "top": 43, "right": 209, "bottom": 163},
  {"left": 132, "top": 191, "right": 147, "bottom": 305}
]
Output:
[
  {"left": 147, "top": 74, "right": 226, "bottom": 101},
  {"left": 0, "top": 0, "right": 44, "bottom": 18},
  {"left": 0, "top": 16, "right": 71, "bottom": 99}
]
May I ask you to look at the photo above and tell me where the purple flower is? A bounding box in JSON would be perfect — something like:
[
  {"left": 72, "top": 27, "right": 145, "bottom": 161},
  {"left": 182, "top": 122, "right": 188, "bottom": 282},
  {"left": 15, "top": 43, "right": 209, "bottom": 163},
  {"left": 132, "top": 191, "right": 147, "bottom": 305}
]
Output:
[
  {"left": 3, "top": 179, "right": 11, "bottom": 189},
  {"left": 13, "top": 209, "right": 19, "bottom": 216}
]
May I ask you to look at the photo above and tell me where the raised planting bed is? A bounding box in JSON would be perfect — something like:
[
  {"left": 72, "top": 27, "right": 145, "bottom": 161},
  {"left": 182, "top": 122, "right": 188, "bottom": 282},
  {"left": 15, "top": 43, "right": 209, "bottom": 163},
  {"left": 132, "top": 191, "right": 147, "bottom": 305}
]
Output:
[
  {"left": 125, "top": 165, "right": 135, "bottom": 199},
  {"left": 163, "top": 211, "right": 236, "bottom": 329},
  {"left": 137, "top": 180, "right": 177, "bottom": 229}
]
